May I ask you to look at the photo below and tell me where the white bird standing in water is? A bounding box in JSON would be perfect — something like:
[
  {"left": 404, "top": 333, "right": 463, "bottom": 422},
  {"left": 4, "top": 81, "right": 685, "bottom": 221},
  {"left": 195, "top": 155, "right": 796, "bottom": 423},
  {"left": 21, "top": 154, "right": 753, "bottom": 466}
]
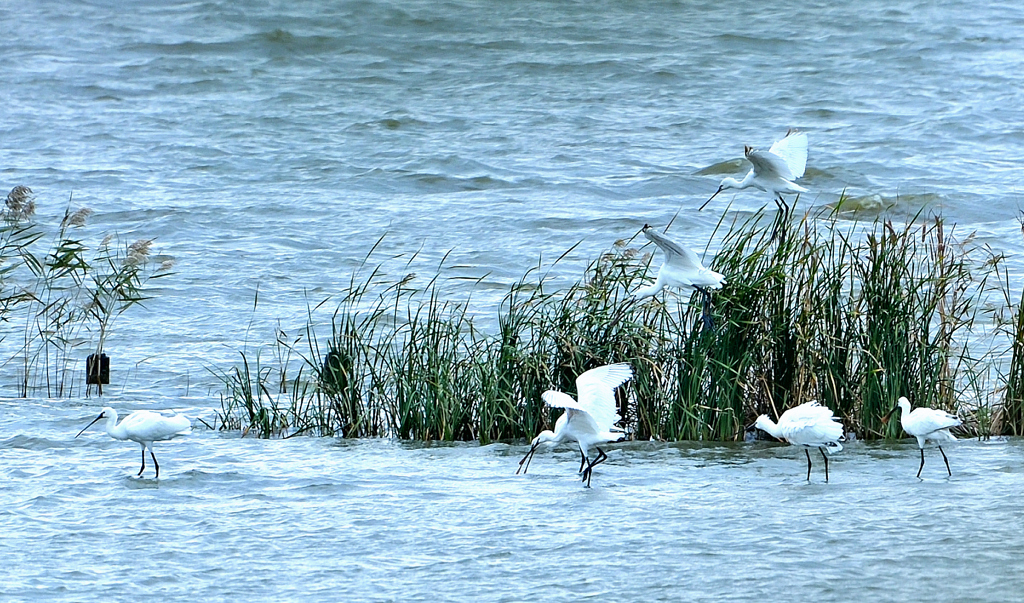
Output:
[
  {"left": 884, "top": 396, "right": 961, "bottom": 478},
  {"left": 701, "top": 129, "right": 808, "bottom": 211},
  {"left": 632, "top": 225, "right": 725, "bottom": 329},
  {"left": 76, "top": 407, "right": 191, "bottom": 478},
  {"left": 517, "top": 363, "right": 632, "bottom": 487},
  {"left": 754, "top": 400, "right": 844, "bottom": 482}
]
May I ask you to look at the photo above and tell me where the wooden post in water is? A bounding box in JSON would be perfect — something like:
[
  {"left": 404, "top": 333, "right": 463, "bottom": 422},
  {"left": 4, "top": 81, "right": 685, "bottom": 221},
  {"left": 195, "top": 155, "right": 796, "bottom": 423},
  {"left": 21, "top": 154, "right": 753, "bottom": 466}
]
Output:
[{"left": 86, "top": 353, "right": 110, "bottom": 395}]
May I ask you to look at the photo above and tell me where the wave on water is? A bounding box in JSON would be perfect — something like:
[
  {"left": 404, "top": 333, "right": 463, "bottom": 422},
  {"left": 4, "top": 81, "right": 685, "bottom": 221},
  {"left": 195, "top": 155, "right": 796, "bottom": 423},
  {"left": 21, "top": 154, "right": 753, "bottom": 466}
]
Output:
[{"left": 1, "top": 435, "right": 70, "bottom": 451}]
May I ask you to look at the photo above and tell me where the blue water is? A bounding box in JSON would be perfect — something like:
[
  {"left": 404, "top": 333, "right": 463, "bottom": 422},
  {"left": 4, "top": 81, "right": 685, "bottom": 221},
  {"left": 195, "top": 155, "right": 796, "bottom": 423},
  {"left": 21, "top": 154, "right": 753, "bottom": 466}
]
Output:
[{"left": 3, "top": 0, "right": 1024, "bottom": 599}]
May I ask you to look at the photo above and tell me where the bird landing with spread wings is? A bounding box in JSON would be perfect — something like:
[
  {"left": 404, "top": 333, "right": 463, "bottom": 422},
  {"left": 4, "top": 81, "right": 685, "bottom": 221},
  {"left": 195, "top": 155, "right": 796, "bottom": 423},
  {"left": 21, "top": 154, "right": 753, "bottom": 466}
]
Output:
[
  {"left": 632, "top": 225, "right": 725, "bottom": 329},
  {"left": 701, "top": 129, "right": 808, "bottom": 212},
  {"left": 517, "top": 363, "right": 633, "bottom": 487}
]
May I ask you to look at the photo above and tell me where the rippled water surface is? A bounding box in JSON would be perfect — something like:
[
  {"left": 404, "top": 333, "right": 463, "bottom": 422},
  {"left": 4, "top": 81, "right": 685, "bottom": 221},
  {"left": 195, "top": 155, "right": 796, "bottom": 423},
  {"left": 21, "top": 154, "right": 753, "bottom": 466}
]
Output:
[
  {"left": 4, "top": 0, "right": 1024, "bottom": 599},
  {"left": 3, "top": 400, "right": 1023, "bottom": 602}
]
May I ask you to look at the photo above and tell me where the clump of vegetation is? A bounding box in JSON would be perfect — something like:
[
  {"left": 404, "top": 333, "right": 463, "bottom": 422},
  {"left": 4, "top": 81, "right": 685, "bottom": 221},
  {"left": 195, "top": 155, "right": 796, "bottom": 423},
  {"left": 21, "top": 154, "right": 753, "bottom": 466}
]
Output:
[
  {"left": 0, "top": 185, "right": 171, "bottom": 397},
  {"left": 993, "top": 217, "right": 1024, "bottom": 436},
  {"left": 216, "top": 199, "right": 1012, "bottom": 441}
]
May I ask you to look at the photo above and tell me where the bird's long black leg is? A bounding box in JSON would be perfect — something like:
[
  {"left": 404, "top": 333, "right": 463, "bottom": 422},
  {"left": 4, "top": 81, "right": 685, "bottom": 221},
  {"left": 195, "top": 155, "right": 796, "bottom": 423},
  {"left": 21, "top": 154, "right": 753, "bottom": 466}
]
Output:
[
  {"left": 939, "top": 446, "right": 951, "bottom": 477},
  {"left": 695, "top": 286, "right": 715, "bottom": 332},
  {"left": 151, "top": 451, "right": 159, "bottom": 479},
  {"left": 771, "top": 196, "right": 790, "bottom": 245},
  {"left": 820, "top": 447, "right": 829, "bottom": 482},
  {"left": 583, "top": 456, "right": 596, "bottom": 488},
  {"left": 805, "top": 448, "right": 812, "bottom": 481},
  {"left": 581, "top": 448, "right": 610, "bottom": 487},
  {"left": 517, "top": 443, "right": 538, "bottom": 475},
  {"left": 917, "top": 448, "right": 925, "bottom": 478},
  {"left": 578, "top": 448, "right": 587, "bottom": 474},
  {"left": 138, "top": 446, "right": 147, "bottom": 477}
]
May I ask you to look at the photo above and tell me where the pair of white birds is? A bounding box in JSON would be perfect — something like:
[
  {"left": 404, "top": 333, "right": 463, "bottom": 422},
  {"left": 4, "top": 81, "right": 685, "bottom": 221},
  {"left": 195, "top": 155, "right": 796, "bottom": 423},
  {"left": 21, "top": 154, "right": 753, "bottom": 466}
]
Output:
[
  {"left": 754, "top": 395, "right": 962, "bottom": 481},
  {"left": 630, "top": 130, "right": 812, "bottom": 322}
]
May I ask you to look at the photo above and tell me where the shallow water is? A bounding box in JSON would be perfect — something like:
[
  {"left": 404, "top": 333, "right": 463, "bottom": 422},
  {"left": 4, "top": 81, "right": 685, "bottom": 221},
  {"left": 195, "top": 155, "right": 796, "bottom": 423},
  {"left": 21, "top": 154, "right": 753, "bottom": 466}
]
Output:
[
  {"left": 4, "top": 0, "right": 1024, "bottom": 599},
  {"left": 3, "top": 399, "right": 1022, "bottom": 602}
]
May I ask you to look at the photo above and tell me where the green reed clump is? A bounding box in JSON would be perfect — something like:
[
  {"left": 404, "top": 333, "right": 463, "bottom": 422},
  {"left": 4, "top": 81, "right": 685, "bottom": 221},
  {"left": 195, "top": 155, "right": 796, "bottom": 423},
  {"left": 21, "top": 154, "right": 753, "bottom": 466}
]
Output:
[
  {"left": 854, "top": 218, "right": 969, "bottom": 436},
  {"left": 995, "top": 217, "right": 1024, "bottom": 435},
  {"left": 217, "top": 200, "right": 998, "bottom": 441},
  {"left": 1003, "top": 301, "right": 1024, "bottom": 435}
]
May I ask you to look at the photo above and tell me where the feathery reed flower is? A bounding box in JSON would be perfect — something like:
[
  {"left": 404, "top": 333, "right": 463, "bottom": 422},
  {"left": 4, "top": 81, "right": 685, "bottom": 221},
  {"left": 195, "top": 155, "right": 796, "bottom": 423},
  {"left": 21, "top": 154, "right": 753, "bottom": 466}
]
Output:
[
  {"left": 60, "top": 207, "right": 93, "bottom": 228},
  {"left": 5, "top": 185, "right": 36, "bottom": 219}
]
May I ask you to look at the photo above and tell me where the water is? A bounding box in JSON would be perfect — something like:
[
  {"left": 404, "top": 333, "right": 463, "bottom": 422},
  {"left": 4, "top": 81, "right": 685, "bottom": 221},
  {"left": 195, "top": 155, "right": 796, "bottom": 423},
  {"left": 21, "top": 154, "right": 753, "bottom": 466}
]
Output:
[
  {"left": 4, "top": 0, "right": 1024, "bottom": 390},
  {"left": 4, "top": 0, "right": 1024, "bottom": 599},
  {"left": 3, "top": 399, "right": 1023, "bottom": 601}
]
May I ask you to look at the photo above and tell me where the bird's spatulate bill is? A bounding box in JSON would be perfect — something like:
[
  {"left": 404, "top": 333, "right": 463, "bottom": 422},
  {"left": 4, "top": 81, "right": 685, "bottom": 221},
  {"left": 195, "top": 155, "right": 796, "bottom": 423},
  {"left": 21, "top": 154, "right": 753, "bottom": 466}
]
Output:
[
  {"left": 76, "top": 412, "right": 105, "bottom": 438},
  {"left": 699, "top": 186, "right": 724, "bottom": 211}
]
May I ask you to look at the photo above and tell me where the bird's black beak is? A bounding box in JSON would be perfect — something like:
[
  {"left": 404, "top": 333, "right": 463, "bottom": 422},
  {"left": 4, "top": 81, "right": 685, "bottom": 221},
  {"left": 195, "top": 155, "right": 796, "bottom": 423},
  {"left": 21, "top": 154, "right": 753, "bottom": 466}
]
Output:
[
  {"left": 699, "top": 186, "right": 724, "bottom": 211},
  {"left": 76, "top": 412, "right": 105, "bottom": 438},
  {"left": 880, "top": 406, "right": 898, "bottom": 425},
  {"left": 516, "top": 442, "right": 538, "bottom": 475}
]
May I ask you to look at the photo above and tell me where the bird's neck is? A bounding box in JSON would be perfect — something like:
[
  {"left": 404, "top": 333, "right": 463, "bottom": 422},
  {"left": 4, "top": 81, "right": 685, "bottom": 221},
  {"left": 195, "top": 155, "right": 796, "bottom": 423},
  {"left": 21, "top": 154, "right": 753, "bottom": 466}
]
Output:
[
  {"left": 532, "top": 429, "right": 560, "bottom": 446},
  {"left": 105, "top": 416, "right": 128, "bottom": 440},
  {"left": 755, "top": 418, "right": 782, "bottom": 439},
  {"left": 721, "top": 175, "right": 751, "bottom": 191},
  {"left": 898, "top": 402, "right": 913, "bottom": 426}
]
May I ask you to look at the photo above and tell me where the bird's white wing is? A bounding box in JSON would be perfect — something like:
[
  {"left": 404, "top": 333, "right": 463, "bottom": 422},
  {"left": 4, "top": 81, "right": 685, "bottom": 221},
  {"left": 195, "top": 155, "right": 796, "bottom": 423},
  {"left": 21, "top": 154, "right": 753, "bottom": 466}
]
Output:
[
  {"left": 780, "top": 400, "right": 832, "bottom": 422},
  {"left": 908, "top": 407, "right": 961, "bottom": 434},
  {"left": 574, "top": 363, "right": 632, "bottom": 431},
  {"left": 745, "top": 148, "right": 795, "bottom": 182},
  {"left": 767, "top": 130, "right": 808, "bottom": 179},
  {"left": 542, "top": 390, "right": 583, "bottom": 411},
  {"left": 542, "top": 390, "right": 601, "bottom": 433},
  {"left": 120, "top": 410, "right": 191, "bottom": 441},
  {"left": 778, "top": 401, "right": 844, "bottom": 444},
  {"left": 643, "top": 227, "right": 706, "bottom": 272}
]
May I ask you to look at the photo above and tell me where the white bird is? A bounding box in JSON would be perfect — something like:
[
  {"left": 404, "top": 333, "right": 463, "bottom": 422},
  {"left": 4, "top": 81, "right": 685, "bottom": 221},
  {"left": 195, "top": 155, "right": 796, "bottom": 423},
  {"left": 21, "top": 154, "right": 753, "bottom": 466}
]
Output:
[
  {"left": 517, "top": 363, "right": 633, "bottom": 487},
  {"left": 76, "top": 407, "right": 191, "bottom": 478},
  {"left": 885, "top": 396, "right": 961, "bottom": 477},
  {"left": 754, "top": 400, "right": 845, "bottom": 482},
  {"left": 700, "top": 129, "right": 808, "bottom": 211},
  {"left": 632, "top": 224, "right": 725, "bottom": 329}
]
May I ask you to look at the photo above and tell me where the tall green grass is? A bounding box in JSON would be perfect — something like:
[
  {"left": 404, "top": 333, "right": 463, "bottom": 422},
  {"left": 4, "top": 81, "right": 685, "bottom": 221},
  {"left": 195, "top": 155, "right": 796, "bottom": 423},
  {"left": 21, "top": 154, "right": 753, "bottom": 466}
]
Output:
[
  {"left": 216, "top": 200, "right": 1009, "bottom": 441},
  {"left": 996, "top": 217, "right": 1024, "bottom": 435}
]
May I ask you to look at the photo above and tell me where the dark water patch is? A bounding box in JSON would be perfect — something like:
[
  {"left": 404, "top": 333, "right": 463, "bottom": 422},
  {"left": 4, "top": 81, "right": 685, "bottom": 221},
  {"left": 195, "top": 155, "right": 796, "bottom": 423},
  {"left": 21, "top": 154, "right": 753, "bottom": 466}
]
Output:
[{"left": 694, "top": 158, "right": 746, "bottom": 176}]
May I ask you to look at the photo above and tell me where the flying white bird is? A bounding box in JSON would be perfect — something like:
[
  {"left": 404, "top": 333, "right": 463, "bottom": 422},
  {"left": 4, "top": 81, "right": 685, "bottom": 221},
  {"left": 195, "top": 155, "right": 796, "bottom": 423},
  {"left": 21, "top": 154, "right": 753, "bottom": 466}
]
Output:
[
  {"left": 754, "top": 400, "right": 845, "bottom": 482},
  {"left": 517, "top": 363, "right": 633, "bottom": 487},
  {"left": 885, "top": 396, "right": 961, "bottom": 477},
  {"left": 76, "top": 407, "right": 191, "bottom": 478},
  {"left": 701, "top": 129, "right": 808, "bottom": 211},
  {"left": 632, "top": 225, "right": 725, "bottom": 329}
]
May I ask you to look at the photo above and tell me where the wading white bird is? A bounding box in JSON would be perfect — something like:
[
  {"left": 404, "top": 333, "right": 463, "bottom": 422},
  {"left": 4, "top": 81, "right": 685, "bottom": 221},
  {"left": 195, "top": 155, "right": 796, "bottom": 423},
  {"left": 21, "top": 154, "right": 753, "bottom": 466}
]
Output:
[
  {"left": 76, "top": 407, "right": 191, "bottom": 478},
  {"left": 754, "top": 400, "right": 845, "bottom": 482},
  {"left": 517, "top": 363, "right": 633, "bottom": 487},
  {"left": 885, "top": 396, "right": 961, "bottom": 477},
  {"left": 701, "top": 129, "right": 808, "bottom": 211},
  {"left": 632, "top": 225, "right": 726, "bottom": 329}
]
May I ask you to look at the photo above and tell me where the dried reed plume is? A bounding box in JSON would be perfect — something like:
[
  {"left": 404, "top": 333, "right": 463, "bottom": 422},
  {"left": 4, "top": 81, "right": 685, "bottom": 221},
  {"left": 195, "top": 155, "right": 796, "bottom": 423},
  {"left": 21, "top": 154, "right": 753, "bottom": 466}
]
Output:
[
  {"left": 60, "top": 207, "right": 94, "bottom": 228},
  {"left": 4, "top": 185, "right": 36, "bottom": 219}
]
